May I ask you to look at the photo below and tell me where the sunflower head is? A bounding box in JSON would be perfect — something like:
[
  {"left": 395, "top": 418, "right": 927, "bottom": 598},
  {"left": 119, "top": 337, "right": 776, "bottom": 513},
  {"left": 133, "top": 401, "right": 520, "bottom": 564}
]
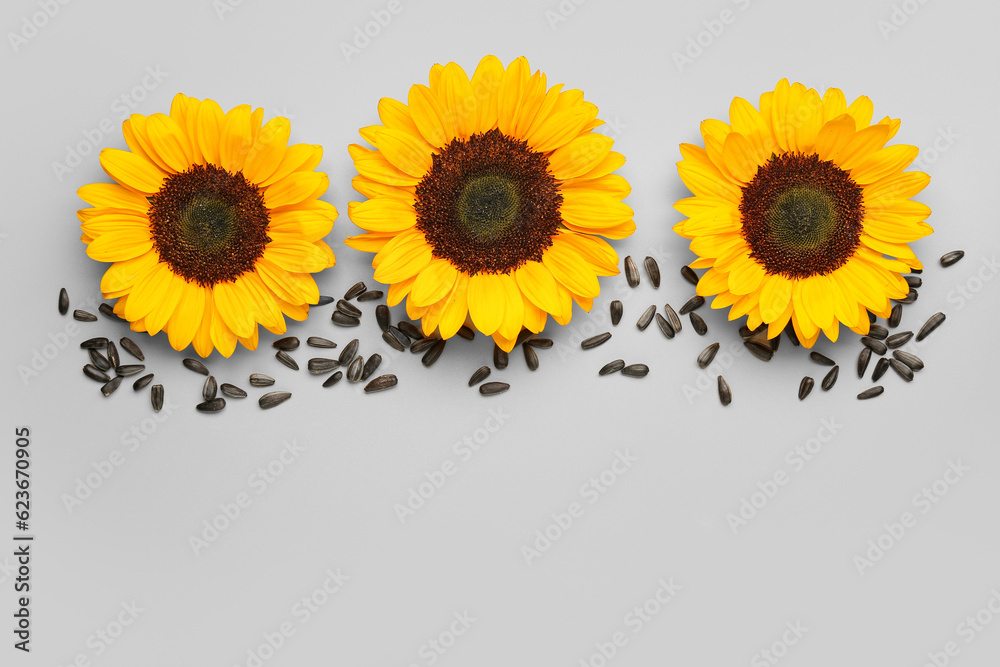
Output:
[
  {"left": 346, "top": 56, "right": 634, "bottom": 352},
  {"left": 78, "top": 93, "right": 337, "bottom": 357},
  {"left": 673, "top": 79, "right": 931, "bottom": 347}
]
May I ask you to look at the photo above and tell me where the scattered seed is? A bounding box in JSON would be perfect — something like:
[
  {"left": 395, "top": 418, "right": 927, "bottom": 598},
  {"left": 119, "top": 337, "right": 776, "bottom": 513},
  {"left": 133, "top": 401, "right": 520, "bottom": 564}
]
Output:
[
  {"left": 398, "top": 322, "right": 424, "bottom": 341},
  {"left": 689, "top": 312, "right": 708, "bottom": 335},
  {"left": 339, "top": 339, "right": 360, "bottom": 364},
  {"left": 861, "top": 337, "right": 888, "bottom": 355},
  {"left": 916, "top": 312, "right": 945, "bottom": 341},
  {"left": 744, "top": 341, "right": 773, "bottom": 361},
  {"left": 120, "top": 337, "right": 144, "bottom": 361},
  {"left": 636, "top": 305, "right": 655, "bottom": 330},
  {"left": 527, "top": 338, "right": 553, "bottom": 349},
  {"left": 523, "top": 344, "right": 539, "bottom": 371},
  {"left": 73, "top": 309, "right": 97, "bottom": 322},
  {"left": 494, "top": 344, "right": 508, "bottom": 370},
  {"left": 752, "top": 329, "right": 779, "bottom": 353},
  {"left": 196, "top": 398, "right": 226, "bottom": 412},
  {"left": 655, "top": 313, "right": 675, "bottom": 339},
  {"left": 858, "top": 386, "right": 884, "bottom": 400},
  {"left": 868, "top": 324, "right": 889, "bottom": 340},
  {"left": 516, "top": 330, "right": 534, "bottom": 346},
  {"left": 364, "top": 374, "right": 397, "bottom": 393},
  {"left": 940, "top": 250, "right": 965, "bottom": 267},
  {"left": 624, "top": 255, "right": 639, "bottom": 287},
  {"left": 346, "top": 356, "right": 364, "bottom": 382},
  {"left": 203, "top": 375, "right": 218, "bottom": 401},
  {"left": 151, "top": 384, "right": 164, "bottom": 412},
  {"left": 376, "top": 304, "right": 391, "bottom": 332},
  {"left": 259, "top": 391, "right": 291, "bottom": 409},
  {"left": 58, "top": 288, "right": 69, "bottom": 315},
  {"left": 387, "top": 327, "right": 410, "bottom": 350},
  {"left": 362, "top": 354, "right": 382, "bottom": 380},
  {"left": 457, "top": 325, "right": 475, "bottom": 340},
  {"left": 867, "top": 311, "right": 877, "bottom": 324},
  {"left": 84, "top": 365, "right": 111, "bottom": 383},
  {"left": 697, "top": 342, "right": 720, "bottom": 369},
  {"left": 872, "top": 357, "right": 890, "bottom": 381},
  {"left": 622, "top": 364, "right": 649, "bottom": 378},
  {"left": 382, "top": 330, "right": 406, "bottom": 352},
  {"left": 679, "top": 295, "right": 704, "bottom": 315},
  {"left": 644, "top": 256, "right": 660, "bottom": 288},
  {"left": 275, "top": 350, "right": 299, "bottom": 371},
  {"left": 896, "top": 289, "right": 918, "bottom": 304},
  {"left": 893, "top": 350, "right": 924, "bottom": 371},
  {"left": 133, "top": 373, "right": 154, "bottom": 390},
  {"left": 99, "top": 303, "right": 118, "bottom": 320},
  {"left": 909, "top": 268, "right": 923, "bottom": 274},
  {"left": 105, "top": 340, "right": 120, "bottom": 368},
  {"left": 681, "top": 265, "right": 698, "bottom": 285},
  {"left": 888, "top": 303, "right": 903, "bottom": 328},
  {"left": 718, "top": 376, "right": 732, "bottom": 406},
  {"left": 798, "top": 377, "right": 815, "bottom": 400},
  {"left": 422, "top": 339, "right": 446, "bottom": 367},
  {"left": 81, "top": 337, "right": 109, "bottom": 349},
  {"left": 183, "top": 358, "right": 210, "bottom": 375},
  {"left": 410, "top": 337, "right": 438, "bottom": 354},
  {"left": 308, "top": 358, "right": 340, "bottom": 375},
  {"left": 610, "top": 300, "right": 623, "bottom": 326},
  {"left": 101, "top": 376, "right": 122, "bottom": 397},
  {"left": 739, "top": 324, "right": 762, "bottom": 339},
  {"left": 332, "top": 311, "right": 361, "bottom": 327},
  {"left": 469, "top": 366, "right": 491, "bottom": 386},
  {"left": 886, "top": 331, "right": 913, "bottom": 348},
  {"left": 663, "top": 304, "right": 682, "bottom": 333},
  {"left": 479, "top": 382, "right": 509, "bottom": 396},
  {"left": 89, "top": 348, "right": 111, "bottom": 370},
  {"left": 313, "top": 295, "right": 335, "bottom": 306},
  {"left": 581, "top": 332, "right": 611, "bottom": 349},
  {"left": 857, "top": 347, "right": 872, "bottom": 378},
  {"left": 821, "top": 366, "right": 839, "bottom": 391},
  {"left": 785, "top": 326, "right": 800, "bottom": 347},
  {"left": 357, "top": 290, "right": 384, "bottom": 302},
  {"left": 249, "top": 373, "right": 275, "bottom": 387},
  {"left": 307, "top": 336, "right": 336, "bottom": 349},
  {"left": 115, "top": 364, "right": 145, "bottom": 377},
  {"left": 599, "top": 359, "right": 625, "bottom": 376},
  {"left": 889, "top": 358, "right": 914, "bottom": 382},
  {"left": 272, "top": 336, "right": 300, "bottom": 350},
  {"left": 344, "top": 281, "right": 367, "bottom": 300},
  {"left": 220, "top": 383, "right": 247, "bottom": 398},
  {"left": 905, "top": 276, "right": 922, "bottom": 288},
  {"left": 336, "top": 299, "right": 362, "bottom": 318},
  {"left": 322, "top": 371, "right": 343, "bottom": 387},
  {"left": 810, "top": 351, "right": 836, "bottom": 366}
]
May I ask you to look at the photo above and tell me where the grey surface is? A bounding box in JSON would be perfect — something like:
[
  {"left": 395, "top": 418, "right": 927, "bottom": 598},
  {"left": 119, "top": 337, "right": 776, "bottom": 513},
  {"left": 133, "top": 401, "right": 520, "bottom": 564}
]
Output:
[{"left": 2, "top": 0, "right": 1000, "bottom": 664}]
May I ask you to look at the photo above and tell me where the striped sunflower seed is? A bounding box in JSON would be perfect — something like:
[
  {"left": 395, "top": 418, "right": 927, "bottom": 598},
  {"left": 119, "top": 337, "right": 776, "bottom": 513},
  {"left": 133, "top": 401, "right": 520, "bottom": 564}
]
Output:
[
  {"left": 744, "top": 341, "right": 773, "bottom": 362},
  {"left": 347, "top": 356, "right": 364, "bottom": 382},
  {"left": 644, "top": 256, "right": 660, "bottom": 288},
  {"left": 58, "top": 287, "right": 69, "bottom": 315},
  {"left": 892, "top": 350, "right": 924, "bottom": 371},
  {"left": 690, "top": 312, "right": 708, "bottom": 335},
  {"left": 493, "top": 344, "right": 508, "bottom": 369},
  {"left": 259, "top": 391, "right": 292, "bottom": 409},
  {"left": 468, "top": 366, "right": 491, "bottom": 386},
  {"left": 655, "top": 313, "right": 675, "bottom": 339},
  {"left": 99, "top": 303, "right": 118, "bottom": 320},
  {"left": 272, "top": 336, "right": 299, "bottom": 350},
  {"left": 203, "top": 376, "right": 218, "bottom": 401},
  {"left": 663, "top": 304, "right": 682, "bottom": 333},
  {"left": 718, "top": 376, "right": 732, "bottom": 406},
  {"left": 886, "top": 331, "right": 912, "bottom": 348},
  {"left": 422, "top": 339, "right": 446, "bottom": 367},
  {"left": 409, "top": 337, "right": 438, "bottom": 354},
  {"left": 362, "top": 354, "right": 382, "bottom": 380},
  {"left": 888, "top": 303, "right": 903, "bottom": 328},
  {"left": 84, "top": 365, "right": 110, "bottom": 383},
  {"left": 457, "top": 325, "right": 475, "bottom": 340},
  {"left": 183, "top": 358, "right": 210, "bottom": 375},
  {"left": 680, "top": 265, "right": 698, "bottom": 285},
  {"left": 115, "top": 364, "right": 145, "bottom": 377},
  {"left": 275, "top": 350, "right": 299, "bottom": 371},
  {"left": 622, "top": 364, "right": 649, "bottom": 378},
  {"left": 73, "top": 309, "right": 97, "bottom": 322},
  {"left": 120, "top": 337, "right": 144, "bottom": 361},
  {"left": 249, "top": 373, "right": 275, "bottom": 387},
  {"left": 905, "top": 276, "right": 922, "bottom": 288},
  {"left": 523, "top": 344, "right": 539, "bottom": 371},
  {"left": 857, "top": 346, "right": 872, "bottom": 378},
  {"left": 940, "top": 250, "right": 965, "bottom": 267},
  {"left": 599, "top": 359, "right": 625, "bottom": 376},
  {"left": 810, "top": 351, "right": 836, "bottom": 366},
  {"left": 376, "top": 304, "right": 391, "bottom": 332},
  {"left": 81, "top": 337, "right": 109, "bottom": 349},
  {"left": 858, "top": 386, "right": 884, "bottom": 400},
  {"left": 624, "top": 255, "right": 639, "bottom": 287},
  {"left": 89, "top": 348, "right": 111, "bottom": 370},
  {"left": 868, "top": 311, "right": 877, "bottom": 324},
  {"left": 861, "top": 337, "right": 888, "bottom": 355},
  {"left": 332, "top": 311, "right": 361, "bottom": 327},
  {"left": 610, "top": 300, "right": 623, "bottom": 326},
  {"left": 195, "top": 398, "right": 226, "bottom": 412},
  {"left": 344, "top": 281, "right": 367, "bottom": 300},
  {"left": 313, "top": 295, "right": 335, "bottom": 306},
  {"left": 785, "top": 326, "right": 801, "bottom": 347},
  {"left": 916, "top": 312, "right": 945, "bottom": 341},
  {"left": 889, "top": 358, "right": 914, "bottom": 382},
  {"left": 897, "top": 290, "right": 918, "bottom": 304},
  {"left": 220, "top": 383, "right": 247, "bottom": 398},
  {"left": 581, "top": 332, "right": 611, "bottom": 349},
  {"left": 872, "top": 357, "right": 890, "bottom": 381},
  {"left": 322, "top": 371, "right": 343, "bottom": 387},
  {"left": 382, "top": 330, "right": 406, "bottom": 352},
  {"left": 101, "top": 376, "right": 122, "bottom": 397},
  {"left": 308, "top": 358, "right": 340, "bottom": 375},
  {"left": 364, "top": 374, "right": 397, "bottom": 393},
  {"left": 637, "top": 305, "right": 656, "bottom": 331},
  {"left": 697, "top": 342, "right": 720, "bottom": 369},
  {"left": 387, "top": 327, "right": 410, "bottom": 350},
  {"left": 307, "top": 336, "right": 337, "bottom": 349},
  {"left": 868, "top": 324, "right": 888, "bottom": 340},
  {"left": 336, "top": 299, "right": 362, "bottom": 318},
  {"left": 821, "top": 366, "right": 839, "bottom": 391},
  {"left": 798, "top": 377, "right": 815, "bottom": 400},
  {"left": 398, "top": 322, "right": 424, "bottom": 341},
  {"left": 357, "top": 290, "right": 384, "bottom": 302},
  {"left": 679, "top": 295, "right": 704, "bottom": 315},
  {"left": 479, "top": 382, "right": 509, "bottom": 396},
  {"left": 133, "top": 373, "right": 154, "bottom": 390},
  {"left": 527, "top": 338, "right": 553, "bottom": 349},
  {"left": 106, "top": 341, "right": 120, "bottom": 368},
  {"left": 339, "top": 339, "right": 360, "bottom": 364},
  {"left": 151, "top": 384, "right": 164, "bottom": 412}
]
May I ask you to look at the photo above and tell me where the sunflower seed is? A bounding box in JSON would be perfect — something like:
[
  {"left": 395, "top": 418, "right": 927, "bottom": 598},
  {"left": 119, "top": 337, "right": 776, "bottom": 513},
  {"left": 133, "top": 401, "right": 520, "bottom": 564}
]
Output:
[
  {"left": 718, "top": 376, "right": 732, "bottom": 406},
  {"left": 344, "top": 281, "right": 367, "bottom": 300},
  {"left": 872, "top": 357, "right": 890, "bottom": 381},
  {"left": 89, "top": 348, "right": 111, "bottom": 370},
  {"left": 624, "top": 256, "right": 639, "bottom": 287},
  {"left": 332, "top": 311, "right": 361, "bottom": 327},
  {"left": 133, "top": 373, "right": 154, "bottom": 390},
  {"left": 679, "top": 296, "right": 704, "bottom": 315},
  {"left": 410, "top": 337, "right": 438, "bottom": 354},
  {"left": 681, "top": 265, "right": 698, "bottom": 285},
  {"left": 272, "top": 336, "right": 300, "bottom": 350},
  {"left": 785, "top": 326, "right": 800, "bottom": 347},
  {"left": 101, "top": 376, "right": 122, "bottom": 397},
  {"left": 744, "top": 341, "right": 773, "bottom": 361},
  {"left": 115, "top": 364, "right": 145, "bottom": 377},
  {"left": 81, "top": 337, "right": 109, "bottom": 350},
  {"left": 905, "top": 275, "right": 922, "bottom": 288},
  {"left": 73, "top": 309, "right": 97, "bottom": 322},
  {"left": 861, "top": 337, "right": 888, "bottom": 355},
  {"left": 644, "top": 256, "right": 660, "bottom": 288},
  {"left": 347, "top": 356, "right": 364, "bottom": 382},
  {"left": 940, "top": 250, "right": 965, "bottom": 267},
  {"left": 104, "top": 341, "right": 119, "bottom": 368},
  {"left": 798, "top": 377, "right": 815, "bottom": 400},
  {"left": 690, "top": 312, "right": 708, "bottom": 335},
  {"left": 469, "top": 366, "right": 491, "bottom": 386},
  {"left": 308, "top": 358, "right": 340, "bottom": 375},
  {"left": 336, "top": 299, "right": 362, "bottom": 318},
  {"left": 382, "top": 330, "right": 406, "bottom": 351},
  {"left": 387, "top": 327, "right": 410, "bottom": 350},
  {"left": 868, "top": 324, "right": 889, "bottom": 340},
  {"left": 697, "top": 342, "right": 720, "bottom": 369},
  {"left": 523, "top": 344, "right": 539, "bottom": 371},
  {"left": 581, "top": 332, "right": 611, "bottom": 349},
  {"left": 896, "top": 289, "right": 918, "bottom": 304},
  {"left": 307, "top": 336, "right": 336, "bottom": 349},
  {"left": 494, "top": 344, "right": 508, "bottom": 369},
  {"left": 663, "top": 304, "right": 682, "bottom": 333},
  {"left": 655, "top": 313, "right": 675, "bottom": 339},
  {"left": 886, "top": 331, "right": 913, "bottom": 348},
  {"left": 479, "top": 382, "right": 510, "bottom": 396},
  {"left": 910, "top": 268, "right": 923, "bottom": 274},
  {"left": 916, "top": 312, "right": 945, "bottom": 341},
  {"left": 120, "top": 337, "right": 144, "bottom": 361},
  {"left": 313, "top": 295, "right": 335, "bottom": 306},
  {"left": 857, "top": 347, "right": 872, "bottom": 378},
  {"left": 99, "top": 303, "right": 118, "bottom": 319},
  {"left": 84, "top": 365, "right": 110, "bottom": 383},
  {"left": 516, "top": 330, "right": 533, "bottom": 346},
  {"left": 398, "top": 322, "right": 424, "bottom": 341},
  {"left": 610, "top": 300, "right": 623, "bottom": 326},
  {"left": 751, "top": 329, "right": 779, "bottom": 353},
  {"left": 259, "top": 391, "right": 291, "bottom": 409},
  {"left": 888, "top": 303, "right": 903, "bottom": 328},
  {"left": 151, "top": 384, "right": 164, "bottom": 412},
  {"left": 183, "top": 358, "right": 210, "bottom": 375},
  {"left": 58, "top": 288, "right": 69, "bottom": 315},
  {"left": 339, "top": 338, "right": 360, "bottom": 364},
  {"left": 249, "top": 373, "right": 275, "bottom": 387},
  {"left": 821, "top": 366, "right": 839, "bottom": 391},
  {"left": 636, "top": 305, "right": 656, "bottom": 330},
  {"left": 275, "top": 350, "right": 299, "bottom": 371},
  {"left": 362, "top": 354, "right": 382, "bottom": 380},
  {"left": 892, "top": 350, "right": 924, "bottom": 371},
  {"left": 867, "top": 311, "right": 877, "bottom": 324},
  {"left": 322, "top": 371, "right": 343, "bottom": 387},
  {"left": 376, "top": 304, "right": 391, "bottom": 332},
  {"left": 457, "top": 325, "right": 475, "bottom": 340},
  {"left": 739, "top": 324, "right": 763, "bottom": 339},
  {"left": 810, "top": 351, "right": 836, "bottom": 366},
  {"left": 889, "top": 358, "right": 914, "bottom": 382},
  {"left": 220, "top": 383, "right": 247, "bottom": 398},
  {"left": 599, "top": 359, "right": 625, "bottom": 376},
  {"left": 422, "top": 339, "right": 446, "bottom": 367},
  {"left": 195, "top": 397, "right": 226, "bottom": 412},
  {"left": 622, "top": 364, "right": 649, "bottom": 378},
  {"left": 358, "top": 290, "right": 384, "bottom": 302},
  {"left": 203, "top": 375, "right": 218, "bottom": 401},
  {"left": 364, "top": 374, "right": 397, "bottom": 393},
  {"left": 858, "top": 386, "right": 884, "bottom": 400}
]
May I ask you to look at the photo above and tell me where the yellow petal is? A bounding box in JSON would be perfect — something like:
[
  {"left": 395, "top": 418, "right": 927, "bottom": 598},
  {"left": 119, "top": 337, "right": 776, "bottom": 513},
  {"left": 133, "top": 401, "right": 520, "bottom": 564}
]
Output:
[
  {"left": 146, "top": 113, "right": 193, "bottom": 172},
  {"left": 100, "top": 251, "right": 160, "bottom": 295},
  {"left": 548, "top": 133, "right": 614, "bottom": 180},
  {"left": 467, "top": 273, "right": 505, "bottom": 335},
  {"left": 437, "top": 272, "right": 471, "bottom": 339},
  {"left": 371, "top": 126, "right": 434, "bottom": 178},
  {"left": 515, "top": 260, "right": 564, "bottom": 317},
  {"left": 848, "top": 144, "right": 919, "bottom": 185},
  {"left": 410, "top": 258, "right": 458, "bottom": 307},
  {"left": 167, "top": 282, "right": 206, "bottom": 351},
  {"left": 213, "top": 279, "right": 256, "bottom": 338},
  {"left": 99, "top": 148, "right": 166, "bottom": 194},
  {"left": 243, "top": 116, "right": 291, "bottom": 184},
  {"left": 259, "top": 144, "right": 323, "bottom": 188},
  {"left": 264, "top": 171, "right": 328, "bottom": 208},
  {"left": 758, "top": 274, "right": 792, "bottom": 322},
  {"left": 348, "top": 198, "right": 417, "bottom": 233},
  {"left": 496, "top": 273, "right": 524, "bottom": 340},
  {"left": 407, "top": 84, "right": 454, "bottom": 148},
  {"left": 77, "top": 183, "right": 150, "bottom": 211},
  {"left": 721, "top": 132, "right": 760, "bottom": 184},
  {"left": 348, "top": 143, "right": 420, "bottom": 186},
  {"left": 219, "top": 104, "right": 253, "bottom": 173},
  {"left": 144, "top": 269, "right": 187, "bottom": 335},
  {"left": 86, "top": 228, "right": 153, "bottom": 262},
  {"left": 542, "top": 241, "right": 599, "bottom": 298},
  {"left": 263, "top": 240, "right": 333, "bottom": 273},
  {"left": 471, "top": 55, "right": 504, "bottom": 132},
  {"left": 196, "top": 98, "right": 225, "bottom": 167}
]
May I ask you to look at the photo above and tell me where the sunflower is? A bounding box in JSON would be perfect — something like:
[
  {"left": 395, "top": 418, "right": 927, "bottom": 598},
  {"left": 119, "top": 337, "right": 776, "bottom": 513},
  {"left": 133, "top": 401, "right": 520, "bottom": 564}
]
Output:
[
  {"left": 673, "top": 79, "right": 931, "bottom": 347},
  {"left": 345, "top": 56, "right": 634, "bottom": 351},
  {"left": 78, "top": 93, "right": 337, "bottom": 357}
]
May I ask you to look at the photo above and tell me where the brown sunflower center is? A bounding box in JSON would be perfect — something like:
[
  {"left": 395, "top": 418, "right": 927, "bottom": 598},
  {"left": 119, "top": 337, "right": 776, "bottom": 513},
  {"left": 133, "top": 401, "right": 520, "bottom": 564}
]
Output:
[
  {"left": 739, "top": 153, "right": 864, "bottom": 279},
  {"left": 148, "top": 164, "right": 271, "bottom": 286},
  {"left": 414, "top": 128, "right": 562, "bottom": 275}
]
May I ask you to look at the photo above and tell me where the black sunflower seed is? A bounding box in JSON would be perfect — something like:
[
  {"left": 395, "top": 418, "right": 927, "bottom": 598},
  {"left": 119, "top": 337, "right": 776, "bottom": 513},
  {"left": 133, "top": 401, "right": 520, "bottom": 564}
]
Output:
[
  {"left": 133, "top": 373, "right": 154, "bottom": 390},
  {"left": 624, "top": 256, "right": 639, "bottom": 287},
  {"left": 89, "top": 348, "right": 111, "bottom": 370},
  {"left": 644, "top": 256, "right": 660, "bottom": 288},
  {"left": 479, "top": 382, "right": 509, "bottom": 396},
  {"left": 364, "top": 374, "right": 397, "bottom": 393},
  {"left": 622, "top": 364, "right": 649, "bottom": 378},
  {"left": 751, "top": 329, "right": 779, "bottom": 353},
  {"left": 58, "top": 288, "right": 69, "bottom": 315},
  {"left": 376, "top": 304, "right": 391, "bottom": 332},
  {"left": 272, "top": 336, "right": 300, "bottom": 350},
  {"left": 886, "top": 331, "right": 913, "bottom": 348},
  {"left": 599, "top": 359, "right": 625, "bottom": 376},
  {"left": 336, "top": 299, "right": 362, "bottom": 318},
  {"left": 388, "top": 326, "right": 410, "bottom": 350},
  {"left": 610, "top": 300, "right": 623, "bottom": 326},
  {"left": 106, "top": 341, "right": 120, "bottom": 368},
  {"left": 307, "top": 336, "right": 336, "bottom": 349},
  {"left": 527, "top": 338, "right": 553, "bottom": 349},
  {"left": 916, "top": 312, "right": 945, "bottom": 341},
  {"left": 80, "top": 337, "right": 109, "bottom": 349},
  {"left": 362, "top": 354, "right": 382, "bottom": 380},
  {"left": 857, "top": 347, "right": 872, "bottom": 378},
  {"left": 655, "top": 314, "right": 675, "bottom": 339},
  {"left": 322, "top": 371, "right": 343, "bottom": 387},
  {"left": 868, "top": 311, "right": 877, "bottom": 324},
  {"left": 308, "top": 358, "right": 340, "bottom": 375},
  {"left": 798, "top": 377, "right": 815, "bottom": 400},
  {"left": 347, "top": 356, "right": 364, "bottom": 382},
  {"left": 872, "top": 357, "right": 890, "bottom": 381},
  {"left": 821, "top": 366, "right": 839, "bottom": 391},
  {"left": 905, "top": 276, "right": 922, "bottom": 288},
  {"left": 868, "top": 324, "right": 888, "bottom": 340},
  {"left": 637, "top": 305, "right": 656, "bottom": 331},
  {"left": 151, "top": 384, "right": 164, "bottom": 412},
  {"left": 861, "top": 337, "right": 888, "bottom": 355},
  {"left": 858, "top": 386, "right": 884, "bottom": 400},
  {"left": 457, "top": 325, "right": 475, "bottom": 340},
  {"left": 681, "top": 265, "right": 698, "bottom": 286},
  {"left": 382, "top": 330, "right": 406, "bottom": 352},
  {"left": 516, "top": 330, "right": 533, "bottom": 346},
  {"left": 259, "top": 391, "right": 291, "bottom": 409},
  {"left": 663, "top": 304, "right": 682, "bottom": 333},
  {"left": 249, "top": 373, "right": 275, "bottom": 387},
  {"left": 679, "top": 295, "right": 704, "bottom": 315},
  {"left": 718, "top": 376, "right": 732, "bottom": 406},
  {"left": 344, "top": 281, "right": 367, "bottom": 300},
  {"left": 697, "top": 342, "right": 720, "bottom": 369},
  {"left": 73, "top": 309, "right": 97, "bottom": 322},
  {"left": 422, "top": 339, "right": 446, "bottom": 367},
  {"left": 203, "top": 375, "right": 218, "bottom": 401},
  {"left": 183, "top": 358, "right": 210, "bottom": 375},
  {"left": 275, "top": 350, "right": 299, "bottom": 371},
  {"left": 523, "top": 344, "right": 539, "bottom": 371},
  {"left": 339, "top": 339, "right": 360, "bottom": 364},
  {"left": 893, "top": 350, "right": 924, "bottom": 371},
  {"left": 888, "top": 303, "right": 903, "bottom": 328},
  {"left": 397, "top": 322, "right": 424, "bottom": 341},
  {"left": 409, "top": 337, "right": 438, "bottom": 354},
  {"left": 744, "top": 341, "right": 773, "bottom": 362},
  {"left": 84, "top": 365, "right": 110, "bottom": 383},
  {"left": 493, "top": 344, "right": 508, "bottom": 369},
  {"left": 220, "top": 383, "right": 247, "bottom": 398},
  {"left": 897, "top": 290, "right": 918, "bottom": 304},
  {"left": 101, "top": 376, "right": 122, "bottom": 397},
  {"left": 115, "top": 364, "right": 145, "bottom": 377},
  {"left": 785, "top": 326, "right": 800, "bottom": 347},
  {"left": 469, "top": 366, "right": 491, "bottom": 386},
  {"left": 313, "top": 295, "right": 335, "bottom": 306},
  {"left": 940, "top": 250, "right": 965, "bottom": 267},
  {"left": 581, "top": 332, "right": 611, "bottom": 349},
  {"left": 99, "top": 303, "right": 118, "bottom": 320},
  {"left": 196, "top": 398, "right": 226, "bottom": 412},
  {"left": 332, "top": 311, "right": 361, "bottom": 327},
  {"left": 120, "top": 337, "right": 144, "bottom": 361},
  {"left": 810, "top": 351, "right": 836, "bottom": 366},
  {"left": 889, "top": 358, "right": 914, "bottom": 382},
  {"left": 357, "top": 290, "right": 384, "bottom": 302},
  {"left": 690, "top": 312, "right": 708, "bottom": 335}
]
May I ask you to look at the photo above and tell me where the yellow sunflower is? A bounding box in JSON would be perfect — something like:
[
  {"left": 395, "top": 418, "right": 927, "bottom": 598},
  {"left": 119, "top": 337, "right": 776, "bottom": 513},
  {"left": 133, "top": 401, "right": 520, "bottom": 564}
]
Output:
[
  {"left": 673, "top": 79, "right": 931, "bottom": 347},
  {"left": 345, "top": 55, "right": 634, "bottom": 352},
  {"left": 78, "top": 93, "right": 337, "bottom": 357}
]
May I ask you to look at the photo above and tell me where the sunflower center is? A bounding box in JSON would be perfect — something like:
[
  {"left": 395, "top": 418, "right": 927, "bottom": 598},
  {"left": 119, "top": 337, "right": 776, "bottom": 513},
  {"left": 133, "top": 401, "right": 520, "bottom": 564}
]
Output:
[
  {"left": 414, "top": 128, "right": 562, "bottom": 275},
  {"left": 740, "top": 152, "right": 864, "bottom": 279},
  {"left": 149, "top": 164, "right": 271, "bottom": 286}
]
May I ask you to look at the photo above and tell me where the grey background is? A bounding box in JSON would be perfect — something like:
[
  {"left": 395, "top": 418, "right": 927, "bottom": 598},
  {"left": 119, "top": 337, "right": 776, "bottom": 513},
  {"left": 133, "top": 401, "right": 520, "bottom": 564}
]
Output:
[{"left": 2, "top": 0, "right": 999, "bottom": 664}]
